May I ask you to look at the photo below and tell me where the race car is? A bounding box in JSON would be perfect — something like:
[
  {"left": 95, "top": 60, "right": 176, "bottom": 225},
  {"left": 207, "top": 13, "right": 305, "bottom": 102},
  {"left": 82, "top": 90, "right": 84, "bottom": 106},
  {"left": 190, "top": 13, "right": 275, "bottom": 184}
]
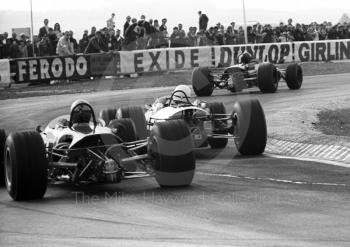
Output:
[
  {"left": 0, "top": 100, "right": 195, "bottom": 201},
  {"left": 191, "top": 53, "right": 303, "bottom": 96},
  {"left": 99, "top": 87, "right": 267, "bottom": 155}
]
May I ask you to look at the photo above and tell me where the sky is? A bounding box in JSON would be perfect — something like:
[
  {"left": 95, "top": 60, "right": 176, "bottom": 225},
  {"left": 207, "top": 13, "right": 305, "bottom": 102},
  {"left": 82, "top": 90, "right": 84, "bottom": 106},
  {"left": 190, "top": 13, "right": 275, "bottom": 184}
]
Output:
[{"left": 0, "top": 0, "right": 349, "bottom": 38}]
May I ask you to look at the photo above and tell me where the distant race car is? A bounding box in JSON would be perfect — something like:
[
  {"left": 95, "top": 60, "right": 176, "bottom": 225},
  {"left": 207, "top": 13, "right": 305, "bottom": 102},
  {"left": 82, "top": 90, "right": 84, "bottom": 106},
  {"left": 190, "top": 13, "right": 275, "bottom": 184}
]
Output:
[
  {"left": 191, "top": 53, "right": 303, "bottom": 96},
  {"left": 99, "top": 88, "right": 267, "bottom": 156},
  {"left": 0, "top": 100, "right": 195, "bottom": 201}
]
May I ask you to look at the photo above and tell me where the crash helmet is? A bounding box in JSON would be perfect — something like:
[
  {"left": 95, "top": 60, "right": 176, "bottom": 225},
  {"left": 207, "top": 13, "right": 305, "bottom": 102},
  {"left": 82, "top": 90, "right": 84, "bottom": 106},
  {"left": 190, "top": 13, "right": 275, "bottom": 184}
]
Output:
[
  {"left": 238, "top": 52, "right": 251, "bottom": 64},
  {"left": 70, "top": 99, "right": 93, "bottom": 124},
  {"left": 173, "top": 85, "right": 191, "bottom": 102}
]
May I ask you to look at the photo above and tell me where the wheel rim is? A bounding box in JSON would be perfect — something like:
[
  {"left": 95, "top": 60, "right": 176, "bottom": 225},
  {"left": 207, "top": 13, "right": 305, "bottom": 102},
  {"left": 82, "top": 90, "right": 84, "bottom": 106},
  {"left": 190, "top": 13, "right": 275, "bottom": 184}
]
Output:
[{"left": 5, "top": 147, "right": 12, "bottom": 190}]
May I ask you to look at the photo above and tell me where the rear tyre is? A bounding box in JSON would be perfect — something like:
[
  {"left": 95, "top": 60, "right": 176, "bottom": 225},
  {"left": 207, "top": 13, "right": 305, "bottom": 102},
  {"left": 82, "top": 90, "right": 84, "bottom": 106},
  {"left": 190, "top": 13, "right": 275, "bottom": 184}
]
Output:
[
  {"left": 285, "top": 63, "right": 303, "bottom": 90},
  {"left": 192, "top": 67, "right": 214, "bottom": 97},
  {"left": 0, "top": 129, "right": 6, "bottom": 186},
  {"left": 117, "top": 106, "right": 147, "bottom": 140},
  {"left": 257, "top": 63, "right": 278, "bottom": 93},
  {"left": 109, "top": 119, "right": 137, "bottom": 142},
  {"left": 5, "top": 131, "right": 48, "bottom": 200},
  {"left": 99, "top": 108, "right": 117, "bottom": 126},
  {"left": 232, "top": 99, "right": 267, "bottom": 155},
  {"left": 207, "top": 102, "right": 228, "bottom": 148},
  {"left": 149, "top": 120, "right": 195, "bottom": 187}
]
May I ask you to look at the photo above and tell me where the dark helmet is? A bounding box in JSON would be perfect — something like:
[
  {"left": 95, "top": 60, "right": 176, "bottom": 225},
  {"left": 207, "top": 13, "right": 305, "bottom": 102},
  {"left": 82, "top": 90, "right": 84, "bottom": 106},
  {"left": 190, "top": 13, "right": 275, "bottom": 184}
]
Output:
[{"left": 238, "top": 52, "right": 251, "bottom": 64}]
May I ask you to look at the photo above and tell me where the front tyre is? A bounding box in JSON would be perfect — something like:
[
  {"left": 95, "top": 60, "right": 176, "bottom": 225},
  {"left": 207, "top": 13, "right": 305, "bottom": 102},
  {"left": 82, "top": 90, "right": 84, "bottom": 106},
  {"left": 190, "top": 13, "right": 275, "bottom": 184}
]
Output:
[
  {"left": 192, "top": 67, "right": 214, "bottom": 97},
  {"left": 233, "top": 99, "right": 267, "bottom": 155},
  {"left": 5, "top": 131, "right": 48, "bottom": 200},
  {"left": 0, "top": 129, "right": 7, "bottom": 186},
  {"left": 285, "top": 63, "right": 303, "bottom": 90},
  {"left": 149, "top": 120, "right": 195, "bottom": 187},
  {"left": 257, "top": 63, "right": 278, "bottom": 93}
]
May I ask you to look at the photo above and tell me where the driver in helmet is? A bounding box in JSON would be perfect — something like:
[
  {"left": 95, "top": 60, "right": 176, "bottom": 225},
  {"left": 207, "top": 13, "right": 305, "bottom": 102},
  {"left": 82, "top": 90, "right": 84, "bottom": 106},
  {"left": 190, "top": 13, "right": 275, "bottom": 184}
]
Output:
[
  {"left": 147, "top": 84, "right": 192, "bottom": 113},
  {"left": 70, "top": 99, "right": 94, "bottom": 127},
  {"left": 238, "top": 52, "right": 252, "bottom": 64}
]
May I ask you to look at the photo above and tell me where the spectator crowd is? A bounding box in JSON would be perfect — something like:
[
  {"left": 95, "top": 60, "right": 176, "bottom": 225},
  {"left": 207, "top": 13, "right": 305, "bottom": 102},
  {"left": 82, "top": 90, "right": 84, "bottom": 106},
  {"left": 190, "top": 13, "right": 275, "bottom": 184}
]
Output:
[{"left": 1, "top": 11, "right": 350, "bottom": 59}]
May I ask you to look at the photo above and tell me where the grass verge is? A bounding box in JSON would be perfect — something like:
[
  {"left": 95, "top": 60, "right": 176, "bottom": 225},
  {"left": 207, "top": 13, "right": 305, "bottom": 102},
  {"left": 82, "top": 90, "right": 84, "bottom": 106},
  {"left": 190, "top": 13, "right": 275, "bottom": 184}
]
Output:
[{"left": 314, "top": 108, "right": 350, "bottom": 137}]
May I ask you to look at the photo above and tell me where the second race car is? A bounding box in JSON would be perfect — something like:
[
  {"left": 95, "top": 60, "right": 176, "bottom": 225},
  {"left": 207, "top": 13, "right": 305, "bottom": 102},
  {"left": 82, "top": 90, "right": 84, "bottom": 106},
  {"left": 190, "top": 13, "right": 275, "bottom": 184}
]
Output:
[
  {"left": 191, "top": 52, "right": 303, "bottom": 96},
  {"left": 99, "top": 85, "right": 267, "bottom": 156}
]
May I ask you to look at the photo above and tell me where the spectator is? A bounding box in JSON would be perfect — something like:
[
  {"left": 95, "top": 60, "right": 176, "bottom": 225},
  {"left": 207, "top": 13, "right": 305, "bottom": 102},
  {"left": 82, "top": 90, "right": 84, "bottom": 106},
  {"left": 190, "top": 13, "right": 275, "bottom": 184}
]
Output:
[
  {"left": 56, "top": 31, "right": 74, "bottom": 56},
  {"left": 46, "top": 28, "right": 57, "bottom": 55},
  {"left": 88, "top": 26, "right": 97, "bottom": 40},
  {"left": 187, "top": 27, "right": 197, "bottom": 46},
  {"left": 85, "top": 31, "right": 103, "bottom": 54},
  {"left": 247, "top": 26, "right": 256, "bottom": 44},
  {"left": 114, "top": 29, "right": 124, "bottom": 51},
  {"left": 205, "top": 27, "right": 215, "bottom": 46},
  {"left": 198, "top": 11, "right": 209, "bottom": 31},
  {"left": 18, "top": 39, "right": 28, "bottom": 57},
  {"left": 38, "top": 18, "right": 50, "bottom": 39},
  {"left": 99, "top": 28, "right": 109, "bottom": 52},
  {"left": 0, "top": 34, "right": 5, "bottom": 58},
  {"left": 124, "top": 16, "right": 131, "bottom": 36},
  {"left": 160, "top": 18, "right": 168, "bottom": 37},
  {"left": 170, "top": 27, "right": 184, "bottom": 47},
  {"left": 53, "top": 23, "right": 62, "bottom": 40},
  {"left": 178, "top": 24, "right": 186, "bottom": 39},
  {"left": 153, "top": 19, "right": 160, "bottom": 31},
  {"left": 69, "top": 31, "right": 78, "bottom": 53},
  {"left": 124, "top": 20, "right": 139, "bottom": 50},
  {"left": 107, "top": 13, "right": 116, "bottom": 29},
  {"left": 293, "top": 24, "right": 305, "bottom": 41},
  {"left": 78, "top": 31, "right": 89, "bottom": 53},
  {"left": 262, "top": 25, "right": 274, "bottom": 43},
  {"left": 27, "top": 39, "right": 34, "bottom": 57},
  {"left": 215, "top": 26, "right": 225, "bottom": 45},
  {"left": 287, "top": 18, "right": 293, "bottom": 28},
  {"left": 237, "top": 26, "right": 245, "bottom": 44},
  {"left": 225, "top": 26, "right": 236, "bottom": 44}
]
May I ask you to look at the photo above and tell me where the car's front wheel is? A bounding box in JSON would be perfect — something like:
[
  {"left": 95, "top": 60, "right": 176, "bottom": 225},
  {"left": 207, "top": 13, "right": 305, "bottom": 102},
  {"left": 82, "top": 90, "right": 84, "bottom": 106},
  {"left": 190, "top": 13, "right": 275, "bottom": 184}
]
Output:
[{"left": 5, "top": 131, "right": 48, "bottom": 200}]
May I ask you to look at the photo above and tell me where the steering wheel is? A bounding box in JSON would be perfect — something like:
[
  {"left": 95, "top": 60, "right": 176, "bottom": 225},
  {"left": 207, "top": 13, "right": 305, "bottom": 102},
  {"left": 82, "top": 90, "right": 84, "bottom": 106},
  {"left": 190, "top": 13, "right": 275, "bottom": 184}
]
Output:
[{"left": 168, "top": 90, "right": 192, "bottom": 106}]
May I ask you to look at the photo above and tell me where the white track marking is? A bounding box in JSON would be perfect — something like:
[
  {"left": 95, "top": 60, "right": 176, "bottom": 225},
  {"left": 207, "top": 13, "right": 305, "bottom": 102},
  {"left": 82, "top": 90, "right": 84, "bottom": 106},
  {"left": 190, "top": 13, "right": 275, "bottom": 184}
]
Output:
[{"left": 197, "top": 171, "right": 348, "bottom": 187}]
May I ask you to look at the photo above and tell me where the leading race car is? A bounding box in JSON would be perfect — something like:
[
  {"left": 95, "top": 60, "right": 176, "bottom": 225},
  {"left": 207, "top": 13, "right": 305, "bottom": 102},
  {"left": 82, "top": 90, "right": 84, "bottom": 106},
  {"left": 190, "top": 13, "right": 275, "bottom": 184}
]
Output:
[
  {"left": 0, "top": 100, "right": 195, "bottom": 201},
  {"left": 99, "top": 86, "right": 267, "bottom": 155},
  {"left": 191, "top": 53, "right": 303, "bottom": 96}
]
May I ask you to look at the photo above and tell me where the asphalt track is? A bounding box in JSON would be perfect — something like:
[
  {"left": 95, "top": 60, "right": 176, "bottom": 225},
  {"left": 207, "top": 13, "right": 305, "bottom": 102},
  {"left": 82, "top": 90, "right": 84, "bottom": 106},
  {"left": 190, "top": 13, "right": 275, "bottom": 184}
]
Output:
[{"left": 1, "top": 73, "right": 350, "bottom": 246}]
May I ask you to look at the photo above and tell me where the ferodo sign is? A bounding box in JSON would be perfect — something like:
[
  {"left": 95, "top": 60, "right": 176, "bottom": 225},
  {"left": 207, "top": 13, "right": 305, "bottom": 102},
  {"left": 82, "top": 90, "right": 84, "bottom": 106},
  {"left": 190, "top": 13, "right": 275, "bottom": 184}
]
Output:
[
  {"left": 13, "top": 55, "right": 90, "bottom": 82},
  {"left": 119, "top": 47, "right": 212, "bottom": 74},
  {"left": 294, "top": 40, "right": 350, "bottom": 62},
  {"left": 214, "top": 42, "right": 294, "bottom": 66}
]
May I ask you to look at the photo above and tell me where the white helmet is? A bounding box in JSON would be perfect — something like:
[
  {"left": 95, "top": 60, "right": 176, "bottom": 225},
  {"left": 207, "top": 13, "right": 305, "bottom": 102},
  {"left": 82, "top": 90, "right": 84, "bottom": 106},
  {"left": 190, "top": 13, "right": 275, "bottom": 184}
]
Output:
[
  {"left": 70, "top": 99, "right": 94, "bottom": 124},
  {"left": 173, "top": 85, "right": 191, "bottom": 102}
]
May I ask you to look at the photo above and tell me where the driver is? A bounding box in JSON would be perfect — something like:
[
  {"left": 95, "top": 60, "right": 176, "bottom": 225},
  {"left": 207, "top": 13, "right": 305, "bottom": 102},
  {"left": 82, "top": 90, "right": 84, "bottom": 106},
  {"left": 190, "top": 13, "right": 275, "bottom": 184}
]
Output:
[
  {"left": 148, "top": 84, "right": 192, "bottom": 113},
  {"left": 70, "top": 99, "right": 93, "bottom": 126},
  {"left": 238, "top": 52, "right": 252, "bottom": 64}
]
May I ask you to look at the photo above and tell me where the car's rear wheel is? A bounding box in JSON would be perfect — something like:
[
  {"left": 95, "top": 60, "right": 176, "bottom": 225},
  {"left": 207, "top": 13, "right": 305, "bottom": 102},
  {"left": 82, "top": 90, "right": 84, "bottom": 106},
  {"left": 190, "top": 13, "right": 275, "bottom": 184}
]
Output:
[
  {"left": 149, "top": 120, "right": 195, "bottom": 187},
  {"left": 0, "top": 129, "right": 6, "bottom": 186},
  {"left": 5, "top": 131, "right": 48, "bottom": 200},
  {"left": 285, "top": 63, "right": 303, "bottom": 90},
  {"left": 117, "top": 106, "right": 148, "bottom": 140},
  {"left": 257, "top": 63, "right": 279, "bottom": 93},
  {"left": 109, "top": 118, "right": 137, "bottom": 142},
  {"left": 233, "top": 99, "right": 267, "bottom": 155},
  {"left": 192, "top": 67, "right": 214, "bottom": 97},
  {"left": 207, "top": 102, "right": 228, "bottom": 149},
  {"left": 99, "top": 108, "right": 117, "bottom": 126}
]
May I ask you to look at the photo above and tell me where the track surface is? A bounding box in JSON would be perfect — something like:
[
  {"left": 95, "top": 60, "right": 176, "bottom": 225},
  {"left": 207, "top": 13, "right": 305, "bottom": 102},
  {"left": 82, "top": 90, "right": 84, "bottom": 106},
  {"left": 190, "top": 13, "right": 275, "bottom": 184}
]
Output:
[{"left": 1, "top": 74, "right": 350, "bottom": 246}]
